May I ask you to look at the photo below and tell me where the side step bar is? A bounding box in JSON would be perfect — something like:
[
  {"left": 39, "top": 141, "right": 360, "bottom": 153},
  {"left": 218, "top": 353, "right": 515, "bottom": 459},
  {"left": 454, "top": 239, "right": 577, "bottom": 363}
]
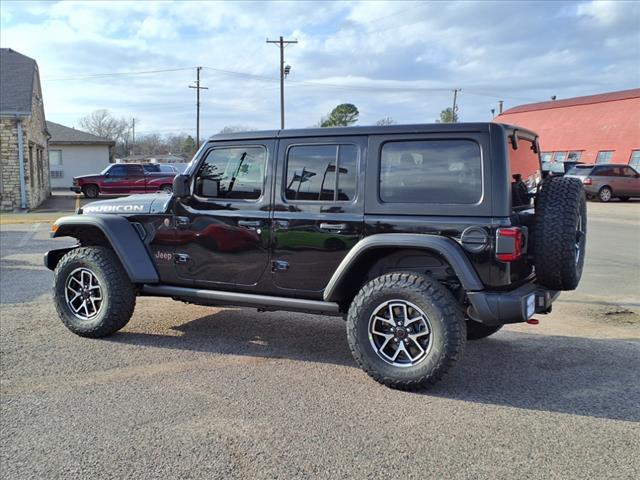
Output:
[{"left": 141, "top": 284, "right": 341, "bottom": 316}]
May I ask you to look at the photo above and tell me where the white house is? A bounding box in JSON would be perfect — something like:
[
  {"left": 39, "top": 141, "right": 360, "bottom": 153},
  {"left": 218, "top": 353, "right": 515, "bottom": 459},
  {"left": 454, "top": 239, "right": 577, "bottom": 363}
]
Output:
[{"left": 47, "top": 121, "right": 114, "bottom": 189}]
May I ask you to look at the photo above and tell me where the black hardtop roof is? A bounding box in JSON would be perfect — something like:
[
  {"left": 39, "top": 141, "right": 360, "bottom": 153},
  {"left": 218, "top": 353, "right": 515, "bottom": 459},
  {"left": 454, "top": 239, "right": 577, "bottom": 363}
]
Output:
[{"left": 207, "top": 122, "right": 537, "bottom": 143}]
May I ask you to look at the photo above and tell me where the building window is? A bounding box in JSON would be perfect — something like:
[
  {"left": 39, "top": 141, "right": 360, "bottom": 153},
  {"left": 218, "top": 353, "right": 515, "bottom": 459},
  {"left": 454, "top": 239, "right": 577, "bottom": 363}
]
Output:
[
  {"left": 540, "top": 152, "right": 552, "bottom": 163},
  {"left": 285, "top": 144, "right": 357, "bottom": 202},
  {"left": 49, "top": 150, "right": 63, "bottom": 166},
  {"left": 630, "top": 150, "right": 640, "bottom": 169},
  {"left": 596, "top": 151, "right": 614, "bottom": 164},
  {"left": 51, "top": 170, "right": 64, "bottom": 178},
  {"left": 553, "top": 151, "right": 567, "bottom": 162},
  {"left": 567, "top": 151, "right": 582, "bottom": 162}
]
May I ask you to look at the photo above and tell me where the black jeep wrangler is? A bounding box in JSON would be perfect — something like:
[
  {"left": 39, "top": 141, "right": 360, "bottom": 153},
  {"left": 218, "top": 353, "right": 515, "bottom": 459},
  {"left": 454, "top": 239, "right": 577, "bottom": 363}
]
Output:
[{"left": 45, "top": 123, "right": 587, "bottom": 389}]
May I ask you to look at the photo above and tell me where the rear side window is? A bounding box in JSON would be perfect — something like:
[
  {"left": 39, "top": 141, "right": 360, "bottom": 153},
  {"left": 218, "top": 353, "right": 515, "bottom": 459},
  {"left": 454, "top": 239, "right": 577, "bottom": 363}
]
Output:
[
  {"left": 126, "top": 165, "right": 144, "bottom": 175},
  {"left": 285, "top": 144, "right": 357, "bottom": 202},
  {"left": 593, "top": 166, "right": 618, "bottom": 176},
  {"left": 380, "top": 140, "right": 482, "bottom": 204},
  {"left": 567, "top": 166, "right": 593, "bottom": 176},
  {"left": 143, "top": 164, "right": 161, "bottom": 173}
]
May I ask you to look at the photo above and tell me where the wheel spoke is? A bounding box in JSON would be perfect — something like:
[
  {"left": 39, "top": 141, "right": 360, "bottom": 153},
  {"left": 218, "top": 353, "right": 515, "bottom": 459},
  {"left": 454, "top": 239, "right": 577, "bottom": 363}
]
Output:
[
  {"left": 391, "top": 344, "right": 402, "bottom": 361},
  {"left": 372, "top": 328, "right": 392, "bottom": 338},
  {"left": 405, "top": 315, "right": 424, "bottom": 326},
  {"left": 379, "top": 336, "right": 392, "bottom": 353},
  {"left": 387, "top": 304, "right": 395, "bottom": 323},
  {"left": 408, "top": 336, "right": 425, "bottom": 356},
  {"left": 409, "top": 331, "right": 429, "bottom": 340},
  {"left": 375, "top": 315, "right": 395, "bottom": 326},
  {"left": 89, "top": 297, "right": 98, "bottom": 314},
  {"left": 82, "top": 301, "right": 90, "bottom": 317},
  {"left": 70, "top": 276, "right": 83, "bottom": 288}
]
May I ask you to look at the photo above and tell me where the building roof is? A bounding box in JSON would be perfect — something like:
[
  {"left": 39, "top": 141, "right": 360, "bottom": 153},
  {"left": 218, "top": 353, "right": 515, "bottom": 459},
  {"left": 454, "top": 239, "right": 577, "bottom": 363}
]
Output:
[
  {"left": 47, "top": 121, "right": 115, "bottom": 145},
  {"left": 0, "top": 48, "right": 37, "bottom": 115},
  {"left": 502, "top": 88, "right": 640, "bottom": 115}
]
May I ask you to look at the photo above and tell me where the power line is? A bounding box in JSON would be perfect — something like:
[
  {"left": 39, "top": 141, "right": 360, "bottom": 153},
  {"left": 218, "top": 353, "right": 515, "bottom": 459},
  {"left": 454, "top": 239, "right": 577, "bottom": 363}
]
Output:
[
  {"left": 44, "top": 67, "right": 196, "bottom": 81},
  {"left": 43, "top": 63, "right": 535, "bottom": 102}
]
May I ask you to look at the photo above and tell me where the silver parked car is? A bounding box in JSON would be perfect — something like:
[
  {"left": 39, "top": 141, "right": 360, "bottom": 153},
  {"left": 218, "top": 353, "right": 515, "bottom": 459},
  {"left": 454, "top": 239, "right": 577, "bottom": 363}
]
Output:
[{"left": 566, "top": 164, "right": 640, "bottom": 202}]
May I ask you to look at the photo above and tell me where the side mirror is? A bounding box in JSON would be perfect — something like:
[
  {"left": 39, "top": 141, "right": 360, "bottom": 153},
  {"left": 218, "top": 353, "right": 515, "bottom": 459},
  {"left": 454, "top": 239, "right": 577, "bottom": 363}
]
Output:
[
  {"left": 104, "top": 172, "right": 110, "bottom": 178},
  {"left": 173, "top": 174, "right": 190, "bottom": 197},
  {"left": 201, "top": 178, "right": 219, "bottom": 197}
]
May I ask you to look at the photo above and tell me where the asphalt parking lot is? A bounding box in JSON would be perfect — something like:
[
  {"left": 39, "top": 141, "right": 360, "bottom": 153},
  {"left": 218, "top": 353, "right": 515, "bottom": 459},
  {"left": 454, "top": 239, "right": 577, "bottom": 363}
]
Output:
[{"left": 1, "top": 202, "right": 639, "bottom": 479}]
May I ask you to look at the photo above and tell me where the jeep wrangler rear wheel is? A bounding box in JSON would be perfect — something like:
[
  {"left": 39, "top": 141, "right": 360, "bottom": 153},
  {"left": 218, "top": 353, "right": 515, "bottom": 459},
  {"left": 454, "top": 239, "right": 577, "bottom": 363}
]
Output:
[
  {"left": 53, "top": 246, "right": 136, "bottom": 337},
  {"left": 346, "top": 272, "right": 466, "bottom": 390}
]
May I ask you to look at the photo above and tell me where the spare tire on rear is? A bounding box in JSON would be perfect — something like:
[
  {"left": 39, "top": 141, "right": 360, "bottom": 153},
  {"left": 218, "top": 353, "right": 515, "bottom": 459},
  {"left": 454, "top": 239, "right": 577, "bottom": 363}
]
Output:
[{"left": 534, "top": 176, "right": 587, "bottom": 291}]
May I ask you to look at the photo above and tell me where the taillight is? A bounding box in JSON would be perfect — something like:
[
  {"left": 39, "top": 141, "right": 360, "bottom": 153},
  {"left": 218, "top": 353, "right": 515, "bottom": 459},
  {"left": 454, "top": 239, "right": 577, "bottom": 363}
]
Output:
[
  {"left": 582, "top": 177, "right": 592, "bottom": 185},
  {"left": 496, "top": 227, "right": 523, "bottom": 262}
]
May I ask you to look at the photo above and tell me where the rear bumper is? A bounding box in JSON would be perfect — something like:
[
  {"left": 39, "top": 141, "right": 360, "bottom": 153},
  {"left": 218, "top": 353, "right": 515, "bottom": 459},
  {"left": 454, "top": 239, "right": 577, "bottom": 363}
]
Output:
[
  {"left": 70, "top": 186, "right": 82, "bottom": 194},
  {"left": 467, "top": 282, "right": 559, "bottom": 326}
]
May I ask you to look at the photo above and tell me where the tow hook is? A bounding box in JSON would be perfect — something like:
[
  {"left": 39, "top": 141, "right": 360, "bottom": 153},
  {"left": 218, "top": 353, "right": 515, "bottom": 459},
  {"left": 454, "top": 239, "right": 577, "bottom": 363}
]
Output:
[{"left": 526, "top": 318, "right": 540, "bottom": 325}]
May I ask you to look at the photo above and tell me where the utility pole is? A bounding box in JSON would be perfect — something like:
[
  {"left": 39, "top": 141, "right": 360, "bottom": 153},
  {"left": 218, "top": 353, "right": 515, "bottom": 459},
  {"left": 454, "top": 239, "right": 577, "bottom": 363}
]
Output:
[
  {"left": 452, "top": 89, "right": 461, "bottom": 123},
  {"left": 189, "top": 66, "right": 208, "bottom": 148},
  {"left": 267, "top": 36, "right": 297, "bottom": 129},
  {"left": 131, "top": 118, "right": 135, "bottom": 156}
]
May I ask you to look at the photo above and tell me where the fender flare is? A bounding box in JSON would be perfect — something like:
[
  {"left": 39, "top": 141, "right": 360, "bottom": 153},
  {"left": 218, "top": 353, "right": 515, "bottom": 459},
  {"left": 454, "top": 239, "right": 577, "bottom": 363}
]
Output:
[
  {"left": 49, "top": 214, "right": 159, "bottom": 283},
  {"left": 323, "top": 234, "right": 484, "bottom": 302}
]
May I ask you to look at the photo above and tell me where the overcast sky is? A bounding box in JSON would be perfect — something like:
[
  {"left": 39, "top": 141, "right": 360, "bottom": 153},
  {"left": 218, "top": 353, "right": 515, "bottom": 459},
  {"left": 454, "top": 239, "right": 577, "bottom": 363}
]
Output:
[{"left": 1, "top": 0, "right": 639, "bottom": 137}]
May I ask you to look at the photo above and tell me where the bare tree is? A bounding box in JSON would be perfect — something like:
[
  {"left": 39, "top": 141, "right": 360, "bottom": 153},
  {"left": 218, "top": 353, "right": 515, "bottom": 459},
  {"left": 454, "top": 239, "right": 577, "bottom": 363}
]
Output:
[
  {"left": 79, "top": 109, "right": 129, "bottom": 141},
  {"left": 78, "top": 109, "right": 132, "bottom": 157},
  {"left": 375, "top": 116, "right": 396, "bottom": 126}
]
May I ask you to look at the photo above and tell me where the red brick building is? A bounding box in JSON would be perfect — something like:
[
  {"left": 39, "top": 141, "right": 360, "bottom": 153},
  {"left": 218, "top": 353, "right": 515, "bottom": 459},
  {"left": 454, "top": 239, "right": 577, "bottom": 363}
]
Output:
[{"left": 495, "top": 89, "right": 640, "bottom": 169}]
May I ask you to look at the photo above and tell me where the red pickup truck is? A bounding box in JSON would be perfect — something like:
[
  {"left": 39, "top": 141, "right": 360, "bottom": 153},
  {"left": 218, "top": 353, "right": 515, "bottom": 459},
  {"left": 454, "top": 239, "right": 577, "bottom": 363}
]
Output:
[{"left": 71, "top": 163, "right": 178, "bottom": 198}]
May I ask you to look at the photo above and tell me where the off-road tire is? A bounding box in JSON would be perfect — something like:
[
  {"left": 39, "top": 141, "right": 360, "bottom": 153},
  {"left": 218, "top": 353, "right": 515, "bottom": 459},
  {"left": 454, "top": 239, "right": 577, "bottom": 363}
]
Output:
[
  {"left": 598, "top": 186, "right": 612, "bottom": 202},
  {"left": 53, "top": 246, "right": 136, "bottom": 337},
  {"left": 534, "top": 176, "right": 587, "bottom": 290},
  {"left": 466, "top": 321, "right": 503, "bottom": 340},
  {"left": 83, "top": 184, "right": 99, "bottom": 199},
  {"left": 346, "top": 272, "right": 466, "bottom": 390}
]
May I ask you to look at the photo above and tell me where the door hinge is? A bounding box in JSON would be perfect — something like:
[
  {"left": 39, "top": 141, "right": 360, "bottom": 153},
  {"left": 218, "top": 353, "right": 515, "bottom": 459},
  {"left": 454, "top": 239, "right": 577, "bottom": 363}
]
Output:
[
  {"left": 175, "top": 253, "right": 190, "bottom": 264},
  {"left": 272, "top": 260, "right": 289, "bottom": 272}
]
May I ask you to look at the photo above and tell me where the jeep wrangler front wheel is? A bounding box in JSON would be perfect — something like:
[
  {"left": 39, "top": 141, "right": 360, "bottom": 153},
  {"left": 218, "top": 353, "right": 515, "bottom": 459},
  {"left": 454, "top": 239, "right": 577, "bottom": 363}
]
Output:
[
  {"left": 53, "top": 246, "right": 136, "bottom": 337},
  {"left": 346, "top": 272, "right": 466, "bottom": 390}
]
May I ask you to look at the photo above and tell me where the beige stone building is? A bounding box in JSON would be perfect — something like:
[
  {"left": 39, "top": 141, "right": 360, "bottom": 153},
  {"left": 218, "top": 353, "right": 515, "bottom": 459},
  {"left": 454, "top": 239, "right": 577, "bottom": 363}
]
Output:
[{"left": 0, "top": 48, "right": 50, "bottom": 211}]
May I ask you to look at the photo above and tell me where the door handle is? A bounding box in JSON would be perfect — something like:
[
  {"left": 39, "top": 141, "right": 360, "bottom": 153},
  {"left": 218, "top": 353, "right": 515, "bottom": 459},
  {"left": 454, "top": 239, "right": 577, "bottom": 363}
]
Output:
[
  {"left": 320, "top": 223, "right": 347, "bottom": 232},
  {"left": 238, "top": 220, "right": 262, "bottom": 228},
  {"left": 274, "top": 220, "right": 289, "bottom": 230}
]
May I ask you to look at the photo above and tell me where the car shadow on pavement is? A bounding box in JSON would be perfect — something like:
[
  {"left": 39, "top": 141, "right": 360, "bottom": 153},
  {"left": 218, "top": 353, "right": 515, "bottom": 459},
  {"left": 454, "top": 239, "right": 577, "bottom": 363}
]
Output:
[{"left": 111, "top": 309, "right": 640, "bottom": 422}]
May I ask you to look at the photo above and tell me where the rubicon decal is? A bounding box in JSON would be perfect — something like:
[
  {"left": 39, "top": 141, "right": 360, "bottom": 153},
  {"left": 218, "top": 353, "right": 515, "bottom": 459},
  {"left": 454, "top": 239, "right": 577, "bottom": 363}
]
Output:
[{"left": 84, "top": 204, "right": 145, "bottom": 213}]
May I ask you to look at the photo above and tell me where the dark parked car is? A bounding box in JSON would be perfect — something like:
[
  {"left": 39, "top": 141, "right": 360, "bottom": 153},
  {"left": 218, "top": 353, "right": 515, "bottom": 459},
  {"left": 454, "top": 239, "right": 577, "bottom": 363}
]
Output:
[
  {"left": 565, "top": 163, "right": 640, "bottom": 202},
  {"left": 47, "top": 123, "right": 587, "bottom": 390},
  {"left": 71, "top": 163, "right": 177, "bottom": 198}
]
